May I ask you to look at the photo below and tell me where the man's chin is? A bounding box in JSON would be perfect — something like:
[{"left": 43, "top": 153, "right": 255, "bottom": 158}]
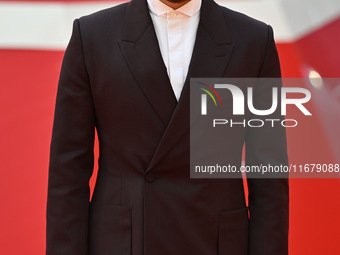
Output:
[{"left": 165, "top": 0, "right": 189, "bottom": 4}]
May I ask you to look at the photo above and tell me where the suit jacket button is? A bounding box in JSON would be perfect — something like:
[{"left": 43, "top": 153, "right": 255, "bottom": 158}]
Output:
[{"left": 145, "top": 172, "right": 156, "bottom": 183}]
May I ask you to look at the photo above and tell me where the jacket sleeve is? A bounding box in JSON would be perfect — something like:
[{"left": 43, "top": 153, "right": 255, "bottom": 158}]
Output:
[
  {"left": 246, "top": 25, "right": 289, "bottom": 255},
  {"left": 46, "top": 19, "right": 95, "bottom": 255}
]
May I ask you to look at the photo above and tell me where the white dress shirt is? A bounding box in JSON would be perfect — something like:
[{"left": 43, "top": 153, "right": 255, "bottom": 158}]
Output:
[{"left": 147, "top": 0, "right": 201, "bottom": 100}]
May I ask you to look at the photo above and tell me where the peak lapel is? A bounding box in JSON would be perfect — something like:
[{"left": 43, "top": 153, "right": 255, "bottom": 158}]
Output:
[
  {"left": 118, "top": 0, "right": 177, "bottom": 126},
  {"left": 146, "top": 0, "right": 235, "bottom": 172}
]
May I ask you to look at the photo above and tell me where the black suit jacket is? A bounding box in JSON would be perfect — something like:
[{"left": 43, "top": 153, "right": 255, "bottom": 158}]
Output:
[{"left": 46, "top": 0, "right": 289, "bottom": 255}]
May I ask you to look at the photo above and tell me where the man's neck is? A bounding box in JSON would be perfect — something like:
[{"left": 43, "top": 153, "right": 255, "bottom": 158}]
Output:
[{"left": 159, "top": 0, "right": 191, "bottom": 10}]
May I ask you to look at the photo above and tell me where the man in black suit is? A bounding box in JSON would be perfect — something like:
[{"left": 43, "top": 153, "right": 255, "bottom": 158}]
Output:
[{"left": 46, "top": 0, "right": 289, "bottom": 254}]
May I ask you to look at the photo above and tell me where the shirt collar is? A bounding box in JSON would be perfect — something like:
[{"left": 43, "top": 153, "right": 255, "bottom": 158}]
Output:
[{"left": 147, "top": 0, "right": 201, "bottom": 17}]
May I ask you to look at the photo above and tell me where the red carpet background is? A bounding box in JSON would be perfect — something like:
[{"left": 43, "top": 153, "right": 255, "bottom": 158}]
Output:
[{"left": 0, "top": 0, "right": 339, "bottom": 254}]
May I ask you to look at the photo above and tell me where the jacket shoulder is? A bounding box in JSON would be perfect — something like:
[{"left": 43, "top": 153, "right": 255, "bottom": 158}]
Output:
[
  {"left": 77, "top": 2, "right": 128, "bottom": 32},
  {"left": 219, "top": 5, "right": 271, "bottom": 42}
]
